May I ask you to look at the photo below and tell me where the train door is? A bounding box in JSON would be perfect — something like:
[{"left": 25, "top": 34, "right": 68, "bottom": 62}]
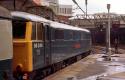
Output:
[
  {"left": 44, "top": 24, "right": 51, "bottom": 66},
  {"left": 32, "top": 22, "right": 45, "bottom": 69}
]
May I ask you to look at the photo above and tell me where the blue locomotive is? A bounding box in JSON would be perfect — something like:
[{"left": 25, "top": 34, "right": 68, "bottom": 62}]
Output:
[{"left": 11, "top": 11, "right": 91, "bottom": 80}]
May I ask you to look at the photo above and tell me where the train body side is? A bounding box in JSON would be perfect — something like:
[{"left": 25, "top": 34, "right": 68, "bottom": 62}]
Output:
[
  {"left": 12, "top": 21, "right": 91, "bottom": 77},
  {"left": 0, "top": 6, "right": 13, "bottom": 80},
  {"left": 50, "top": 28, "right": 91, "bottom": 63},
  {"left": 11, "top": 11, "right": 91, "bottom": 80}
]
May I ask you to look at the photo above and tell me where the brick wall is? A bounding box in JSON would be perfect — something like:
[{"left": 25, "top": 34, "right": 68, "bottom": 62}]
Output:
[{"left": 0, "top": 0, "right": 36, "bottom": 11}]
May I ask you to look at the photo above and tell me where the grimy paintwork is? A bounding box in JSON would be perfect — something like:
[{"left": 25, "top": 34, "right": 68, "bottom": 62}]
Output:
[
  {"left": 12, "top": 11, "right": 91, "bottom": 80},
  {"left": 0, "top": 6, "right": 13, "bottom": 80}
]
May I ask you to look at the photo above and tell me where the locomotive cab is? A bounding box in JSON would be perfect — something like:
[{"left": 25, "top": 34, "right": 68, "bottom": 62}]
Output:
[
  {"left": 12, "top": 20, "right": 33, "bottom": 77},
  {"left": 12, "top": 14, "right": 51, "bottom": 79}
]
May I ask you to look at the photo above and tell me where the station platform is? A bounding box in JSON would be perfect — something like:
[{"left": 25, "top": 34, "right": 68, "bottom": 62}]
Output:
[{"left": 44, "top": 47, "right": 125, "bottom": 80}]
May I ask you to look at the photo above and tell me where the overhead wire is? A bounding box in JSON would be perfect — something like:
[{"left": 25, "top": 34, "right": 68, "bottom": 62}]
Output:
[{"left": 72, "top": 0, "right": 92, "bottom": 23}]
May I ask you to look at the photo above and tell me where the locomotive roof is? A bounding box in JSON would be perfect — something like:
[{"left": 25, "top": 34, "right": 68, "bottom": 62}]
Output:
[
  {"left": 51, "top": 22, "right": 90, "bottom": 32},
  {"left": 11, "top": 11, "right": 90, "bottom": 33},
  {"left": 11, "top": 11, "right": 48, "bottom": 22}
]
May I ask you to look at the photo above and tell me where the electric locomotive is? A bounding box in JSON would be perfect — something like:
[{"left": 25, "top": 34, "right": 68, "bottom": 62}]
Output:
[
  {"left": 0, "top": 6, "right": 13, "bottom": 80},
  {"left": 11, "top": 11, "right": 91, "bottom": 80}
]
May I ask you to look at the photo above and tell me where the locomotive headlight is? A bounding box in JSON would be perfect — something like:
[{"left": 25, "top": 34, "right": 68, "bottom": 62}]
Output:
[{"left": 16, "top": 64, "right": 23, "bottom": 71}]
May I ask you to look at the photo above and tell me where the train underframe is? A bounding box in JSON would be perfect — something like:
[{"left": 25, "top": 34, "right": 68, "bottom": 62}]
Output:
[{"left": 27, "top": 51, "right": 91, "bottom": 80}]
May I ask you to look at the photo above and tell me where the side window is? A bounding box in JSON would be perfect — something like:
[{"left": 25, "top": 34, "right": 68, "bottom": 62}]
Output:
[
  {"left": 32, "top": 22, "right": 43, "bottom": 40},
  {"left": 86, "top": 33, "right": 91, "bottom": 39},
  {"left": 81, "top": 32, "right": 84, "bottom": 40},
  {"left": 78, "top": 32, "right": 81, "bottom": 40},
  {"left": 51, "top": 28, "right": 55, "bottom": 40},
  {"left": 73, "top": 31, "right": 77, "bottom": 40},
  {"left": 82, "top": 32, "right": 90, "bottom": 40},
  {"left": 81, "top": 32, "right": 83, "bottom": 40},
  {"left": 73, "top": 31, "right": 79, "bottom": 40},
  {"left": 44, "top": 25, "right": 49, "bottom": 41},
  {"left": 37, "top": 23, "right": 43, "bottom": 40},
  {"left": 32, "top": 22, "right": 36, "bottom": 40},
  {"left": 73, "top": 31, "right": 81, "bottom": 40},
  {"left": 12, "top": 21, "right": 26, "bottom": 39},
  {"left": 55, "top": 29, "right": 64, "bottom": 40},
  {"left": 64, "top": 30, "right": 73, "bottom": 40}
]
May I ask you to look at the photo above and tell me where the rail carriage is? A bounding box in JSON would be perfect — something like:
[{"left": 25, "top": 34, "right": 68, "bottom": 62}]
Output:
[
  {"left": 0, "top": 6, "right": 13, "bottom": 80},
  {"left": 11, "top": 11, "right": 91, "bottom": 80}
]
